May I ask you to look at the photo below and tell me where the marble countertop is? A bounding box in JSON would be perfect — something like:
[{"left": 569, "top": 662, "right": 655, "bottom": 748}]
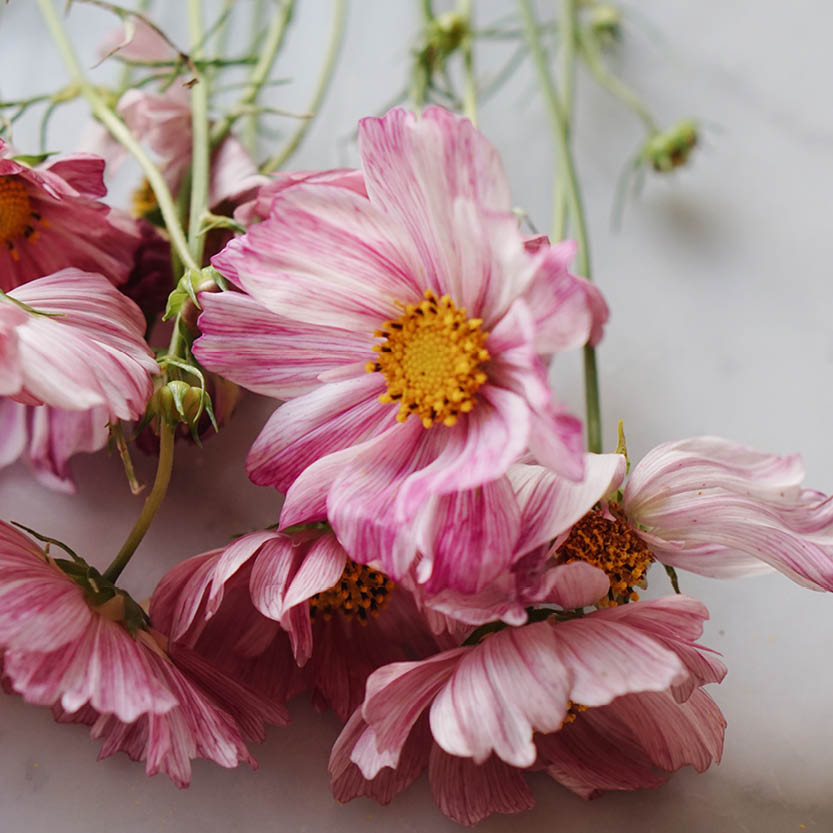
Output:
[{"left": 1, "top": 1, "right": 832, "bottom": 830}]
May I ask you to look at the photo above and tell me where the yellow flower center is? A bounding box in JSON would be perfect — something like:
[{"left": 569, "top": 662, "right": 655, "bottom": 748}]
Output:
[
  {"left": 556, "top": 503, "right": 654, "bottom": 606},
  {"left": 309, "top": 559, "right": 395, "bottom": 625},
  {"left": 131, "top": 177, "right": 158, "bottom": 218},
  {"left": 366, "top": 289, "right": 490, "bottom": 428},
  {"left": 0, "top": 176, "right": 40, "bottom": 259}
]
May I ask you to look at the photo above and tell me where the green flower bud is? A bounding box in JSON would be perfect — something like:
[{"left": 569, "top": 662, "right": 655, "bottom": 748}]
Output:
[
  {"left": 642, "top": 119, "right": 698, "bottom": 173},
  {"left": 589, "top": 4, "right": 623, "bottom": 42},
  {"left": 149, "top": 380, "right": 206, "bottom": 427}
]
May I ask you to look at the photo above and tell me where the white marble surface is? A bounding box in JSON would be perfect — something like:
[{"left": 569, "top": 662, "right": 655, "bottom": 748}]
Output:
[{"left": 1, "top": 1, "right": 832, "bottom": 830}]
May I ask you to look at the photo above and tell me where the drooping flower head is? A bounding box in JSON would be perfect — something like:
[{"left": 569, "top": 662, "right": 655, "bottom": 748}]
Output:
[
  {"left": 0, "top": 140, "right": 138, "bottom": 290},
  {"left": 195, "top": 106, "right": 608, "bottom": 594},
  {"left": 330, "top": 592, "right": 726, "bottom": 825},
  {"left": 0, "top": 522, "right": 286, "bottom": 786},
  {"left": 559, "top": 436, "right": 833, "bottom": 593},
  {"left": 150, "top": 527, "right": 451, "bottom": 723},
  {"left": 0, "top": 270, "right": 157, "bottom": 489}
]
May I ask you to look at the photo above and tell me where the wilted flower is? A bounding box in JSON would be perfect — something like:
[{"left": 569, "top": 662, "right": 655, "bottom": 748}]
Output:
[
  {"left": 330, "top": 594, "right": 726, "bottom": 825},
  {"left": 0, "top": 270, "right": 157, "bottom": 489},
  {"left": 196, "top": 106, "right": 608, "bottom": 594},
  {"left": 0, "top": 522, "right": 286, "bottom": 786},
  {"left": 150, "top": 527, "right": 449, "bottom": 722},
  {"left": 0, "top": 140, "right": 138, "bottom": 290},
  {"left": 620, "top": 436, "right": 833, "bottom": 591}
]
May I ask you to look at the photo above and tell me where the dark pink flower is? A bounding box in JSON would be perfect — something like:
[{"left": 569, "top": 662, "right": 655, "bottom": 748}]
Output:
[
  {"left": 330, "top": 595, "right": 726, "bottom": 825},
  {"left": 0, "top": 522, "right": 286, "bottom": 786},
  {"left": 150, "top": 528, "right": 450, "bottom": 722},
  {"left": 0, "top": 140, "right": 138, "bottom": 291},
  {"left": 195, "top": 107, "right": 608, "bottom": 594}
]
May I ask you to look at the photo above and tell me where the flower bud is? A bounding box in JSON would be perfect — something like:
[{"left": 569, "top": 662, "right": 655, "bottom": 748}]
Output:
[
  {"left": 149, "top": 380, "right": 205, "bottom": 427},
  {"left": 589, "top": 4, "right": 623, "bottom": 43},
  {"left": 642, "top": 119, "right": 698, "bottom": 172}
]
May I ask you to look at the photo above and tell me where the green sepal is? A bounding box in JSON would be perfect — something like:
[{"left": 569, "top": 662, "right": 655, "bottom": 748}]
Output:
[{"left": 11, "top": 152, "right": 56, "bottom": 167}]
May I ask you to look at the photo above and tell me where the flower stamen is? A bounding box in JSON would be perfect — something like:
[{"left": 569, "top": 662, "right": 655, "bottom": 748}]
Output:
[
  {"left": 309, "top": 559, "right": 395, "bottom": 625},
  {"left": 556, "top": 503, "right": 654, "bottom": 606},
  {"left": 0, "top": 176, "right": 41, "bottom": 261},
  {"left": 366, "top": 289, "right": 489, "bottom": 428}
]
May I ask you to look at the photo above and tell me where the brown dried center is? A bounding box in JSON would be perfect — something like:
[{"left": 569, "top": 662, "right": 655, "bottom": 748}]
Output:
[
  {"left": 309, "top": 559, "right": 395, "bottom": 624},
  {"left": 0, "top": 176, "right": 38, "bottom": 251},
  {"left": 556, "top": 503, "right": 654, "bottom": 605}
]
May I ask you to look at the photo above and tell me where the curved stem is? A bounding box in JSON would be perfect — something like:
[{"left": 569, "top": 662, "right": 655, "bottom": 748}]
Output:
[
  {"left": 459, "top": 0, "right": 477, "bottom": 124},
  {"left": 578, "top": 26, "right": 658, "bottom": 133},
  {"left": 260, "top": 0, "right": 347, "bottom": 173},
  {"left": 36, "top": 0, "right": 198, "bottom": 272},
  {"left": 187, "top": 0, "right": 211, "bottom": 265},
  {"left": 103, "top": 422, "right": 176, "bottom": 583},
  {"left": 211, "top": 0, "right": 295, "bottom": 149},
  {"left": 517, "top": 0, "right": 602, "bottom": 453}
]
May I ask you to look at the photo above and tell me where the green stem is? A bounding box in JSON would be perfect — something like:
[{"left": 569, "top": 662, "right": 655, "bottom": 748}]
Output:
[
  {"left": 578, "top": 26, "right": 658, "bottom": 133},
  {"left": 517, "top": 0, "right": 602, "bottom": 454},
  {"left": 260, "top": 0, "right": 346, "bottom": 173},
  {"left": 187, "top": 0, "right": 210, "bottom": 265},
  {"left": 552, "top": 0, "right": 576, "bottom": 241},
  {"left": 459, "top": 0, "right": 477, "bottom": 124},
  {"left": 103, "top": 422, "right": 176, "bottom": 583},
  {"left": 35, "top": 0, "right": 198, "bottom": 272},
  {"left": 211, "top": 0, "right": 294, "bottom": 150}
]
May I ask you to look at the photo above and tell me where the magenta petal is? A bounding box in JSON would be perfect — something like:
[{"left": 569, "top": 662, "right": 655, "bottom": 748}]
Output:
[
  {"left": 362, "top": 649, "right": 467, "bottom": 758},
  {"left": 413, "top": 475, "right": 521, "bottom": 594},
  {"left": 212, "top": 183, "right": 424, "bottom": 331},
  {"left": 508, "top": 454, "right": 626, "bottom": 557},
  {"left": 537, "top": 717, "right": 665, "bottom": 798},
  {"left": 429, "top": 747, "right": 535, "bottom": 826},
  {"left": 281, "top": 533, "right": 347, "bottom": 610},
  {"left": 247, "top": 374, "right": 393, "bottom": 493},
  {"left": 194, "top": 291, "right": 370, "bottom": 399},
  {"left": 552, "top": 614, "right": 688, "bottom": 708},
  {"left": 533, "top": 561, "right": 611, "bottom": 610},
  {"left": 429, "top": 623, "right": 571, "bottom": 768},
  {"left": 244, "top": 534, "right": 298, "bottom": 620}
]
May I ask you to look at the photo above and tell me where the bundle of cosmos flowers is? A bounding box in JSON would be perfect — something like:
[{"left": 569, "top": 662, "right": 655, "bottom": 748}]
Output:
[{"left": 1, "top": 1, "right": 831, "bottom": 827}]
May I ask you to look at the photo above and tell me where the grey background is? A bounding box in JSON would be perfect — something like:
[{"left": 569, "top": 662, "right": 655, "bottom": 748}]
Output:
[{"left": 1, "top": 1, "right": 832, "bottom": 830}]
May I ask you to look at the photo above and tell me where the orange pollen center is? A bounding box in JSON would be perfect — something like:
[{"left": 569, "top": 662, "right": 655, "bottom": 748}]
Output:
[
  {"left": 366, "top": 289, "right": 490, "bottom": 429},
  {"left": 0, "top": 176, "right": 39, "bottom": 253},
  {"left": 560, "top": 700, "right": 588, "bottom": 728},
  {"left": 309, "top": 559, "right": 395, "bottom": 625},
  {"left": 556, "top": 503, "right": 654, "bottom": 606}
]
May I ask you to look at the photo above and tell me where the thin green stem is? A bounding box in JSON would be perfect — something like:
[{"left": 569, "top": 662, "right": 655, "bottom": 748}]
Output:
[
  {"left": 459, "top": 0, "right": 477, "bottom": 124},
  {"left": 211, "top": 0, "right": 295, "bottom": 149},
  {"left": 187, "top": 0, "right": 211, "bottom": 265},
  {"left": 103, "top": 422, "right": 176, "bottom": 583},
  {"left": 552, "top": 0, "right": 576, "bottom": 241},
  {"left": 517, "top": 0, "right": 602, "bottom": 453},
  {"left": 36, "top": 0, "right": 198, "bottom": 272},
  {"left": 578, "top": 26, "right": 658, "bottom": 133},
  {"left": 260, "top": 0, "right": 346, "bottom": 173}
]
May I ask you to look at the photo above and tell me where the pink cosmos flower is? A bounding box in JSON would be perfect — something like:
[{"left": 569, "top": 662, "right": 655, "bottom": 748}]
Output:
[
  {"left": 330, "top": 594, "right": 726, "bottom": 825},
  {"left": 150, "top": 527, "right": 449, "bottom": 722},
  {"left": 0, "top": 522, "right": 286, "bottom": 786},
  {"left": 117, "top": 85, "right": 267, "bottom": 210},
  {"left": 617, "top": 437, "right": 833, "bottom": 591},
  {"left": 195, "top": 106, "right": 608, "bottom": 594},
  {"left": 0, "top": 140, "right": 138, "bottom": 290},
  {"left": 0, "top": 270, "right": 157, "bottom": 489}
]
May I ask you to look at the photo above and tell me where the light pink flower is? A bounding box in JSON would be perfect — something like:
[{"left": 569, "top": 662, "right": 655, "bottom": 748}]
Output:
[
  {"left": 0, "top": 522, "right": 286, "bottom": 786},
  {"left": 0, "top": 140, "right": 138, "bottom": 291},
  {"left": 150, "top": 527, "right": 450, "bottom": 722},
  {"left": 117, "top": 86, "right": 266, "bottom": 208},
  {"left": 0, "top": 270, "right": 157, "bottom": 419},
  {"left": 330, "top": 594, "right": 726, "bottom": 825},
  {"left": 195, "top": 106, "right": 608, "bottom": 593},
  {"left": 620, "top": 437, "right": 833, "bottom": 591}
]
